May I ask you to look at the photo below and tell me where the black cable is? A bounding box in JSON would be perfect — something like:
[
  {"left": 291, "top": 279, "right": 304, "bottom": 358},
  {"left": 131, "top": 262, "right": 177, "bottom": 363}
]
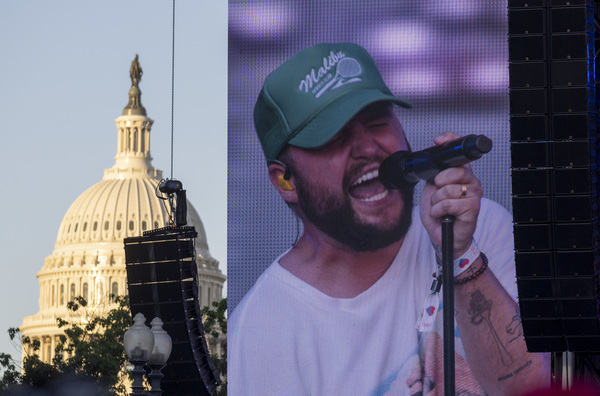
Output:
[
  {"left": 170, "top": 0, "right": 176, "bottom": 180},
  {"left": 155, "top": 180, "right": 174, "bottom": 226}
]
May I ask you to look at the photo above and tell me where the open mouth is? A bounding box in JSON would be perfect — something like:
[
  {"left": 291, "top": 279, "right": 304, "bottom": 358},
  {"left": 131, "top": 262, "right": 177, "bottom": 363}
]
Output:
[{"left": 348, "top": 169, "right": 389, "bottom": 202}]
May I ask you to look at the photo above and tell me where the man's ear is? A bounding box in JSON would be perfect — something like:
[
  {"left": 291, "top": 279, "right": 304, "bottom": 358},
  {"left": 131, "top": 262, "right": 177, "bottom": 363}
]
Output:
[{"left": 268, "top": 162, "right": 298, "bottom": 203}]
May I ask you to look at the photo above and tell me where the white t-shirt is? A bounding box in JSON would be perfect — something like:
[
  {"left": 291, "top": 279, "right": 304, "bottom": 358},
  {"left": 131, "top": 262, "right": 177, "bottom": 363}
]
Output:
[{"left": 229, "top": 198, "right": 517, "bottom": 395}]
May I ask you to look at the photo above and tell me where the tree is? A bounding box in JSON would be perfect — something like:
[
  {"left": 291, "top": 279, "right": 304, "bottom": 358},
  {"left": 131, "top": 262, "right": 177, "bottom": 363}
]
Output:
[
  {"left": 1, "top": 296, "right": 227, "bottom": 395},
  {"left": 200, "top": 297, "right": 227, "bottom": 396},
  {"left": 0, "top": 351, "right": 21, "bottom": 391},
  {"left": 51, "top": 295, "right": 131, "bottom": 394},
  {"left": 1, "top": 295, "right": 131, "bottom": 395}
]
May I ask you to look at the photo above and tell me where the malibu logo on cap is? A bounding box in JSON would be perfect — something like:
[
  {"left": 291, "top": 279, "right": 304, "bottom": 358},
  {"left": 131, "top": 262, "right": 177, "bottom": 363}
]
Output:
[{"left": 298, "top": 50, "right": 362, "bottom": 98}]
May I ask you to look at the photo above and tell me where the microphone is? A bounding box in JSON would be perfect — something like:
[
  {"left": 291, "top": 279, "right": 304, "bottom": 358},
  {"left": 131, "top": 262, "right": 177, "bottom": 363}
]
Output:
[{"left": 379, "top": 134, "right": 492, "bottom": 190}]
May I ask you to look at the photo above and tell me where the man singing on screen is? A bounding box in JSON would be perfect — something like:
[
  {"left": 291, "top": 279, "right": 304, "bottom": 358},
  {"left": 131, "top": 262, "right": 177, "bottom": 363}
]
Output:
[{"left": 229, "top": 42, "right": 550, "bottom": 395}]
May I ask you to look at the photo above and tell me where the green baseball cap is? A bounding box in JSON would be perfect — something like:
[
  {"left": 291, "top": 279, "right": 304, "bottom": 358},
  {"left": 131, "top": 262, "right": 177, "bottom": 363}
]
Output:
[{"left": 254, "top": 42, "right": 412, "bottom": 161}]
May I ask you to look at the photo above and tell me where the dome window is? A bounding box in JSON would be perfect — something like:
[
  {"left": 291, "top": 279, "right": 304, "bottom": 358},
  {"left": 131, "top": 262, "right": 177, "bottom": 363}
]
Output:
[
  {"left": 93, "top": 221, "right": 98, "bottom": 231},
  {"left": 60, "top": 285, "right": 64, "bottom": 305},
  {"left": 74, "top": 223, "right": 78, "bottom": 232},
  {"left": 111, "top": 282, "right": 118, "bottom": 301},
  {"left": 154, "top": 221, "right": 159, "bottom": 229},
  {"left": 97, "top": 282, "right": 104, "bottom": 301},
  {"left": 83, "top": 282, "right": 89, "bottom": 301},
  {"left": 142, "top": 221, "right": 147, "bottom": 231},
  {"left": 116, "top": 221, "right": 122, "bottom": 231},
  {"left": 104, "top": 221, "right": 109, "bottom": 231},
  {"left": 129, "top": 221, "right": 135, "bottom": 231},
  {"left": 83, "top": 222, "right": 87, "bottom": 232},
  {"left": 67, "top": 224, "right": 71, "bottom": 233},
  {"left": 70, "top": 283, "right": 75, "bottom": 302}
]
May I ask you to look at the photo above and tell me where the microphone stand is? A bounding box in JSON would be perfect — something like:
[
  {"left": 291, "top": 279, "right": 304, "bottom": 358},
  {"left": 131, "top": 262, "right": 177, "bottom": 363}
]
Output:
[
  {"left": 441, "top": 214, "right": 455, "bottom": 396},
  {"left": 378, "top": 136, "right": 493, "bottom": 395}
]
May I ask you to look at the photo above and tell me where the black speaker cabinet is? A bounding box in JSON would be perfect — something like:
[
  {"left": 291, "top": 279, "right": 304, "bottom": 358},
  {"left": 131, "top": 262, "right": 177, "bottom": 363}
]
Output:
[
  {"left": 509, "top": 0, "right": 600, "bottom": 352},
  {"left": 124, "top": 226, "right": 220, "bottom": 396}
]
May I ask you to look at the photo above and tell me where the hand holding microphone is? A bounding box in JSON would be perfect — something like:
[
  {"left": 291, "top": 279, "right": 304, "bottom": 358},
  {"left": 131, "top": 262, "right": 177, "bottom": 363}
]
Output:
[
  {"left": 382, "top": 133, "right": 491, "bottom": 261},
  {"left": 378, "top": 134, "right": 493, "bottom": 190}
]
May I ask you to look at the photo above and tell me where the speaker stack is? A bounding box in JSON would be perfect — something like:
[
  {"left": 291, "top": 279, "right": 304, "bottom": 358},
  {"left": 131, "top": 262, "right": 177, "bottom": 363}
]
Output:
[
  {"left": 509, "top": 0, "right": 600, "bottom": 352},
  {"left": 124, "top": 226, "right": 220, "bottom": 396}
]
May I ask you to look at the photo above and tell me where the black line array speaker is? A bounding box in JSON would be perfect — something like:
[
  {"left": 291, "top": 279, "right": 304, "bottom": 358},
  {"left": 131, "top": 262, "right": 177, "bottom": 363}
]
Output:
[
  {"left": 124, "top": 226, "right": 220, "bottom": 395},
  {"left": 509, "top": 0, "right": 600, "bottom": 352}
]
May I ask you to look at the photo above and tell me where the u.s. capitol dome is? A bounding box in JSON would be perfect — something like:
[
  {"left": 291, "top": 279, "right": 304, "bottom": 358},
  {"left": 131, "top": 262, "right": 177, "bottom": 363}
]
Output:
[{"left": 20, "top": 56, "right": 226, "bottom": 362}]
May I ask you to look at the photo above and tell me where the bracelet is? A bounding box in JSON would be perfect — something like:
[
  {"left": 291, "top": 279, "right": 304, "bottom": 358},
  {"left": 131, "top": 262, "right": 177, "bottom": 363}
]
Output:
[
  {"left": 436, "top": 239, "right": 481, "bottom": 277},
  {"left": 454, "top": 252, "right": 488, "bottom": 285}
]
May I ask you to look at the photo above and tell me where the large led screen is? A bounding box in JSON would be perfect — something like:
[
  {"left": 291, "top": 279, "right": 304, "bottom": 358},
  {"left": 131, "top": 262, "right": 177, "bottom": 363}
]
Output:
[{"left": 228, "top": 1, "right": 511, "bottom": 313}]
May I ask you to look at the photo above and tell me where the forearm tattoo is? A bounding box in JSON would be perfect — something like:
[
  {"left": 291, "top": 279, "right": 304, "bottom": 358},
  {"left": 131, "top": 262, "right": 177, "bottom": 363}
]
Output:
[
  {"left": 506, "top": 309, "right": 523, "bottom": 343},
  {"left": 498, "top": 360, "right": 532, "bottom": 382},
  {"left": 498, "top": 309, "right": 530, "bottom": 382},
  {"left": 468, "top": 290, "right": 514, "bottom": 367}
]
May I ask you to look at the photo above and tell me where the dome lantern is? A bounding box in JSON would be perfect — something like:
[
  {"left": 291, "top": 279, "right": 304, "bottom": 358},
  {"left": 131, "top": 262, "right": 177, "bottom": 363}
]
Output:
[{"left": 107, "top": 55, "right": 156, "bottom": 179}]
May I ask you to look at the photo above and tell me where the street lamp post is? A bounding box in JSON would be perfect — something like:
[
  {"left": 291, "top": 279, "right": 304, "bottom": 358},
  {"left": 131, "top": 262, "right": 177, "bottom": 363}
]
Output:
[
  {"left": 147, "top": 317, "right": 172, "bottom": 396},
  {"left": 124, "top": 313, "right": 172, "bottom": 396}
]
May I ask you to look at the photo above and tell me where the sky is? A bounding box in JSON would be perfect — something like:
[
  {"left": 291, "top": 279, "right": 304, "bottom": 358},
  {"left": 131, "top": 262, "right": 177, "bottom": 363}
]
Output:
[{"left": 0, "top": 1, "right": 227, "bottom": 361}]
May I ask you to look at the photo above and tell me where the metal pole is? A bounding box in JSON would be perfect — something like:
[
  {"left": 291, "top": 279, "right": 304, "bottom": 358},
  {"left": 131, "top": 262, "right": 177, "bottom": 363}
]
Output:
[
  {"left": 563, "top": 351, "right": 575, "bottom": 390},
  {"left": 148, "top": 363, "right": 166, "bottom": 396},
  {"left": 441, "top": 215, "right": 456, "bottom": 396},
  {"left": 129, "top": 360, "right": 147, "bottom": 396}
]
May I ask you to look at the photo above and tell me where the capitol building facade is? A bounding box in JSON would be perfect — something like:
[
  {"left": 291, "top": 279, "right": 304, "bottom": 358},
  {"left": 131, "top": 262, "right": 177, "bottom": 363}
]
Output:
[{"left": 20, "top": 56, "right": 226, "bottom": 362}]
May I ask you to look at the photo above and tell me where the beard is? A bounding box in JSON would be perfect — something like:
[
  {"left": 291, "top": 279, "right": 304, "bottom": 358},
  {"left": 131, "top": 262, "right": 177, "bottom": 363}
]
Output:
[{"left": 293, "top": 168, "right": 414, "bottom": 252}]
